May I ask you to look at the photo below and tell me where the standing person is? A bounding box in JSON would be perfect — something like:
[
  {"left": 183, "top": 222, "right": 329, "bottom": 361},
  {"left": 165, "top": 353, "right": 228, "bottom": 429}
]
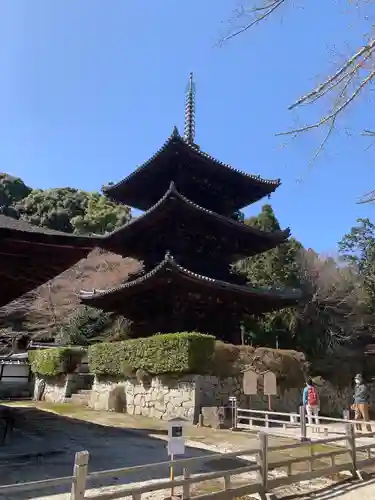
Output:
[
  {"left": 303, "top": 378, "right": 320, "bottom": 427},
  {"left": 352, "top": 374, "right": 372, "bottom": 432}
]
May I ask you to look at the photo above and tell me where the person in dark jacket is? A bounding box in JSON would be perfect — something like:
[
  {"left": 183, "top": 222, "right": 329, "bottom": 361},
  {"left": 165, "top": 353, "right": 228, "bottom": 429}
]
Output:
[{"left": 352, "top": 374, "right": 371, "bottom": 432}]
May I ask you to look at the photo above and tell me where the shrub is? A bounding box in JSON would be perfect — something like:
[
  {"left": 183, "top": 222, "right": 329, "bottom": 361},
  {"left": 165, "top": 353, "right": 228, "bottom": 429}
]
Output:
[
  {"left": 88, "top": 332, "right": 215, "bottom": 377},
  {"left": 55, "top": 306, "right": 114, "bottom": 346},
  {"left": 29, "top": 347, "right": 85, "bottom": 376},
  {"left": 211, "top": 341, "right": 246, "bottom": 378},
  {"left": 120, "top": 360, "right": 135, "bottom": 378},
  {"left": 211, "top": 343, "right": 307, "bottom": 387}
]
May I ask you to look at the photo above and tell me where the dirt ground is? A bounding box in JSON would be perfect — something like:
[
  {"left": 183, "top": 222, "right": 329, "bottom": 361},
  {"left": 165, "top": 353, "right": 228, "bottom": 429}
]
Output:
[
  {"left": 0, "top": 402, "right": 265, "bottom": 500},
  {"left": 0, "top": 402, "right": 371, "bottom": 500}
]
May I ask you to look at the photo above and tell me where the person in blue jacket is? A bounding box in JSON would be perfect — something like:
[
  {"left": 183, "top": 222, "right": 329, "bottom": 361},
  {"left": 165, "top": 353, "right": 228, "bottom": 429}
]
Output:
[{"left": 302, "top": 378, "right": 320, "bottom": 426}]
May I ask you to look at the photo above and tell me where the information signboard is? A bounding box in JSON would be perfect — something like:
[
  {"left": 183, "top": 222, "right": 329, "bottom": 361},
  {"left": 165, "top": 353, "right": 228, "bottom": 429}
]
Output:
[
  {"left": 167, "top": 418, "right": 186, "bottom": 456},
  {"left": 243, "top": 369, "right": 258, "bottom": 395},
  {"left": 263, "top": 371, "right": 277, "bottom": 396}
]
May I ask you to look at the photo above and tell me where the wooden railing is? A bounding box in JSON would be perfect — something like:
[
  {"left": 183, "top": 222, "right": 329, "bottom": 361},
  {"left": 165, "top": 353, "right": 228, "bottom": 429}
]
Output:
[
  {"left": 1, "top": 423, "right": 375, "bottom": 500},
  {"left": 236, "top": 405, "right": 375, "bottom": 440}
]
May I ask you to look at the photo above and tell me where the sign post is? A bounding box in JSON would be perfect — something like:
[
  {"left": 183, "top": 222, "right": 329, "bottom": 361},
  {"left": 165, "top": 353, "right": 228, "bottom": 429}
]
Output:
[
  {"left": 263, "top": 371, "right": 277, "bottom": 411},
  {"left": 218, "top": 406, "right": 225, "bottom": 427},
  {"left": 167, "top": 418, "right": 186, "bottom": 497},
  {"left": 228, "top": 396, "right": 237, "bottom": 429},
  {"left": 242, "top": 368, "right": 258, "bottom": 413}
]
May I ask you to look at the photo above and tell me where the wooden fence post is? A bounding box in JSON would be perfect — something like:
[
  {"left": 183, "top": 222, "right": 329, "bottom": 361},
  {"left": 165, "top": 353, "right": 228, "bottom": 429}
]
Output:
[
  {"left": 346, "top": 423, "right": 357, "bottom": 477},
  {"left": 182, "top": 468, "right": 190, "bottom": 499},
  {"left": 71, "top": 451, "right": 89, "bottom": 500},
  {"left": 258, "top": 432, "right": 269, "bottom": 494}
]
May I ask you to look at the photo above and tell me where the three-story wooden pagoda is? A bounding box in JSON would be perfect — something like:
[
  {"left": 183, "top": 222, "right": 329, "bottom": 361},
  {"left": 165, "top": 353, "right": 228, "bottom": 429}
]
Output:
[{"left": 80, "top": 74, "right": 302, "bottom": 343}]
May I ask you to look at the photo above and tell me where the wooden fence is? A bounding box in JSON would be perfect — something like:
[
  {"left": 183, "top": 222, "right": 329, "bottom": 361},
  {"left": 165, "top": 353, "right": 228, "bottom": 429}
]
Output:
[
  {"left": 1, "top": 423, "right": 375, "bottom": 500},
  {"left": 236, "top": 405, "right": 375, "bottom": 440}
]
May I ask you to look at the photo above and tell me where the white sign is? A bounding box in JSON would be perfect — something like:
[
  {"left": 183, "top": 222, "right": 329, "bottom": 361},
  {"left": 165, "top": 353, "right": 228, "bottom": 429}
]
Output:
[
  {"left": 167, "top": 418, "right": 186, "bottom": 456},
  {"left": 167, "top": 440, "right": 185, "bottom": 456},
  {"left": 263, "top": 371, "right": 277, "bottom": 396},
  {"left": 243, "top": 369, "right": 258, "bottom": 395}
]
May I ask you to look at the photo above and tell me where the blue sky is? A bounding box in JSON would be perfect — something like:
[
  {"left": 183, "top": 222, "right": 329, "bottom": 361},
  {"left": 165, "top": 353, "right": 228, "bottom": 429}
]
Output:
[{"left": 0, "top": 0, "right": 373, "bottom": 253}]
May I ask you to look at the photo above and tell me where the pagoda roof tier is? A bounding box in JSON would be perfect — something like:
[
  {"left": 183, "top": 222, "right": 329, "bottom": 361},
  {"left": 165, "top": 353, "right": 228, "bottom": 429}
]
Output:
[
  {"left": 79, "top": 252, "right": 303, "bottom": 315},
  {"left": 0, "top": 215, "right": 101, "bottom": 307},
  {"left": 103, "top": 127, "right": 281, "bottom": 212},
  {"left": 102, "top": 182, "right": 290, "bottom": 259}
]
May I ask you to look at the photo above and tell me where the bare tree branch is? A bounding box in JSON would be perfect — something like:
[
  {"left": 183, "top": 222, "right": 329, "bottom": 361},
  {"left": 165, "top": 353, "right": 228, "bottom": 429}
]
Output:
[
  {"left": 288, "top": 39, "right": 375, "bottom": 110},
  {"left": 221, "top": 0, "right": 286, "bottom": 43},
  {"left": 276, "top": 69, "right": 375, "bottom": 136},
  {"left": 223, "top": 1, "right": 375, "bottom": 201}
]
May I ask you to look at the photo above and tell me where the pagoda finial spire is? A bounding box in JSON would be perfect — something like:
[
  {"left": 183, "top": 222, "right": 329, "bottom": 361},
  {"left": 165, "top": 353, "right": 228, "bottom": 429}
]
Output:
[{"left": 184, "top": 72, "right": 196, "bottom": 144}]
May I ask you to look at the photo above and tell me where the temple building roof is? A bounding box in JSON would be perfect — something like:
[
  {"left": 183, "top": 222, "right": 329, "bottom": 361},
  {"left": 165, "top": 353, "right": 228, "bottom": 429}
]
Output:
[
  {"left": 0, "top": 215, "right": 102, "bottom": 307},
  {"left": 103, "top": 127, "right": 280, "bottom": 212},
  {"left": 80, "top": 252, "right": 303, "bottom": 314},
  {"left": 102, "top": 182, "right": 290, "bottom": 259}
]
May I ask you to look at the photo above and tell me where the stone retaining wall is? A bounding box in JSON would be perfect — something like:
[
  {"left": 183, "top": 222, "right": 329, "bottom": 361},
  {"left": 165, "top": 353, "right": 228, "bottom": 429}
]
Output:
[
  {"left": 34, "top": 372, "right": 375, "bottom": 421},
  {"left": 87, "top": 374, "right": 345, "bottom": 423},
  {"left": 33, "top": 374, "right": 86, "bottom": 403},
  {"left": 197, "top": 375, "right": 373, "bottom": 417},
  {"left": 89, "top": 376, "right": 198, "bottom": 421}
]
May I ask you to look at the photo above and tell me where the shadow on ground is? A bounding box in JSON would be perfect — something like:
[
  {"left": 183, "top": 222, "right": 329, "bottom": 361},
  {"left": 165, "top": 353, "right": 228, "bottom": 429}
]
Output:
[{"left": 0, "top": 406, "right": 248, "bottom": 500}]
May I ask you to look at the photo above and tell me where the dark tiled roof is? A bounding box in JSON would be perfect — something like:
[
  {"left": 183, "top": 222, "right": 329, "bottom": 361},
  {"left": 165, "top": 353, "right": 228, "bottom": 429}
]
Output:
[
  {"left": 103, "top": 127, "right": 280, "bottom": 210},
  {"left": 80, "top": 251, "right": 303, "bottom": 301},
  {"left": 0, "top": 215, "right": 103, "bottom": 247},
  {"left": 103, "top": 182, "right": 290, "bottom": 259},
  {"left": 0, "top": 215, "right": 68, "bottom": 235},
  {"left": 107, "top": 181, "right": 290, "bottom": 241},
  {"left": 0, "top": 217, "right": 105, "bottom": 308}
]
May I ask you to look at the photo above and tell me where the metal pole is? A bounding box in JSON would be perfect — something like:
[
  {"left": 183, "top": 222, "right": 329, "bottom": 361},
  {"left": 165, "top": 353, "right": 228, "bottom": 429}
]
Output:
[
  {"left": 170, "top": 454, "right": 175, "bottom": 497},
  {"left": 299, "top": 405, "right": 307, "bottom": 441},
  {"left": 229, "top": 396, "right": 237, "bottom": 430},
  {"left": 268, "top": 394, "right": 272, "bottom": 411},
  {"left": 240, "top": 324, "right": 245, "bottom": 345}
]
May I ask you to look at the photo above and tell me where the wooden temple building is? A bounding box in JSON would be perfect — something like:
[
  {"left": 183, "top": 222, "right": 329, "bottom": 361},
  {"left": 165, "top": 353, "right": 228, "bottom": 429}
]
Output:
[
  {"left": 80, "top": 74, "right": 302, "bottom": 343},
  {"left": 0, "top": 214, "right": 101, "bottom": 307}
]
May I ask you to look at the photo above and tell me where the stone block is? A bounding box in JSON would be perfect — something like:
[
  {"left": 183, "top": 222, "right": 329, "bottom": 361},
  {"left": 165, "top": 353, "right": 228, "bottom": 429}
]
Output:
[
  {"left": 201, "top": 406, "right": 231, "bottom": 429},
  {"left": 133, "top": 393, "right": 142, "bottom": 406},
  {"left": 134, "top": 405, "right": 141, "bottom": 415}
]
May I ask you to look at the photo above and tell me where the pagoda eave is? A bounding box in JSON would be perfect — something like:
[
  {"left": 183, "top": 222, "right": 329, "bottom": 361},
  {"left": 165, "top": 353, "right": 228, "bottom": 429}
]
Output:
[
  {"left": 101, "top": 182, "right": 290, "bottom": 258},
  {"left": 103, "top": 130, "right": 280, "bottom": 211},
  {"left": 79, "top": 253, "right": 302, "bottom": 314}
]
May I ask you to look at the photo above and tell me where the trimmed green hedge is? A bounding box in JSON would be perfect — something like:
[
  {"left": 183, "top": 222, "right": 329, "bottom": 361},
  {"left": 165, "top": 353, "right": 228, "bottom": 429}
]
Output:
[
  {"left": 88, "top": 332, "right": 215, "bottom": 377},
  {"left": 29, "top": 347, "right": 85, "bottom": 376}
]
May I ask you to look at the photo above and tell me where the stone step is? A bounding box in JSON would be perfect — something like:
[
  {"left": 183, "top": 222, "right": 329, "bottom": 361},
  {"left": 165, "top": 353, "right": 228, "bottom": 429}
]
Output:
[
  {"left": 79, "top": 374, "right": 94, "bottom": 389},
  {"left": 69, "top": 373, "right": 94, "bottom": 393},
  {"left": 69, "top": 392, "right": 90, "bottom": 407},
  {"left": 77, "top": 373, "right": 94, "bottom": 380},
  {"left": 77, "top": 389, "right": 92, "bottom": 396}
]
